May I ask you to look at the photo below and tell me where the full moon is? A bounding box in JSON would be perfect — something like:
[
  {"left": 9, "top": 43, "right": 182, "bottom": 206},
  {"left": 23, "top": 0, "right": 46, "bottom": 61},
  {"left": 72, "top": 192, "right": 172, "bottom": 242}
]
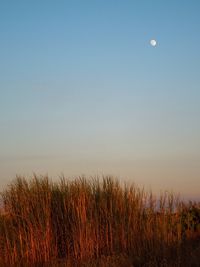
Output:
[{"left": 150, "top": 39, "right": 157, "bottom": 47}]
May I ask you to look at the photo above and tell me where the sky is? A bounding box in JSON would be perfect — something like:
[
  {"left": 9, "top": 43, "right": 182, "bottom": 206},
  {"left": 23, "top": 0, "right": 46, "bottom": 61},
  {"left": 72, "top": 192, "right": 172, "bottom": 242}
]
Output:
[{"left": 0, "top": 1, "right": 200, "bottom": 199}]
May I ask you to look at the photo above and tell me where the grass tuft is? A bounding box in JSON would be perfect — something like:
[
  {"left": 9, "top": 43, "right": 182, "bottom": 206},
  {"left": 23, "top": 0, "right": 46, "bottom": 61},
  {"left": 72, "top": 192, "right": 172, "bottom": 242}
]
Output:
[{"left": 0, "top": 175, "right": 200, "bottom": 266}]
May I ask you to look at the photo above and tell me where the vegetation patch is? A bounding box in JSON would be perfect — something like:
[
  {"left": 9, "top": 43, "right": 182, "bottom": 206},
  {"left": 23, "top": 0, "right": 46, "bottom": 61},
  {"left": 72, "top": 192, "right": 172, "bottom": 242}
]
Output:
[{"left": 0, "top": 175, "right": 200, "bottom": 266}]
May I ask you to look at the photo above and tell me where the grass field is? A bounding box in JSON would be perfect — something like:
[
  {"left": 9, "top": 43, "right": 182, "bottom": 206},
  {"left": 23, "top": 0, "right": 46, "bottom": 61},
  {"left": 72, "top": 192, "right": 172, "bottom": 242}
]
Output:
[{"left": 0, "top": 175, "right": 200, "bottom": 266}]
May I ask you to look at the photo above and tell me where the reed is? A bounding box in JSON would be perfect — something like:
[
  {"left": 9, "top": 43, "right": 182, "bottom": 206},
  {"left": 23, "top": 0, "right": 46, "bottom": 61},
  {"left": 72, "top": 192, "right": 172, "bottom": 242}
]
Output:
[{"left": 0, "top": 175, "right": 199, "bottom": 266}]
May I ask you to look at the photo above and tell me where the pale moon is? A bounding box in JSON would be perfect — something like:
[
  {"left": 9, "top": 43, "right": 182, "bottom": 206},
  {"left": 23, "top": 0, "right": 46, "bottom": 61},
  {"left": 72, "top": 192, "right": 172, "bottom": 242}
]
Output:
[{"left": 150, "top": 39, "right": 157, "bottom": 47}]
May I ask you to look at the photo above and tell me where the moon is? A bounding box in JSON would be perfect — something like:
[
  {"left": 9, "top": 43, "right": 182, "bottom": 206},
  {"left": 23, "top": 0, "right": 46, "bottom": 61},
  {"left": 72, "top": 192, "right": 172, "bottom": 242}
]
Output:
[{"left": 150, "top": 39, "right": 157, "bottom": 47}]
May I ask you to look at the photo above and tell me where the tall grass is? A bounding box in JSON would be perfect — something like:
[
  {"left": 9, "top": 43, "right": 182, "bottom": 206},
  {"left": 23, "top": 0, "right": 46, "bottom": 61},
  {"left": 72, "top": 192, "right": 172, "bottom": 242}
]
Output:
[{"left": 0, "top": 175, "right": 199, "bottom": 266}]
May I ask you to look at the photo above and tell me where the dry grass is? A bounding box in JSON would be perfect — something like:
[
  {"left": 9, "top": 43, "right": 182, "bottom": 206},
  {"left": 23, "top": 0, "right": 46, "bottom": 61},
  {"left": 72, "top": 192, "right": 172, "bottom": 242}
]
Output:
[{"left": 0, "top": 175, "right": 199, "bottom": 266}]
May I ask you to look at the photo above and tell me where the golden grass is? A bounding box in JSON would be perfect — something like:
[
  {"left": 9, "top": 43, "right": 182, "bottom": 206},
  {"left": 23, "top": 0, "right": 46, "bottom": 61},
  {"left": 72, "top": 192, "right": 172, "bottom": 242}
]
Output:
[{"left": 0, "top": 175, "right": 199, "bottom": 266}]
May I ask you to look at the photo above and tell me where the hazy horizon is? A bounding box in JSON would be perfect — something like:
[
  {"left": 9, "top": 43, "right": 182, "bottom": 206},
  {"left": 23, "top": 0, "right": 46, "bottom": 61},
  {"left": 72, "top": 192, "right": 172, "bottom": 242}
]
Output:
[{"left": 0, "top": 1, "right": 200, "bottom": 200}]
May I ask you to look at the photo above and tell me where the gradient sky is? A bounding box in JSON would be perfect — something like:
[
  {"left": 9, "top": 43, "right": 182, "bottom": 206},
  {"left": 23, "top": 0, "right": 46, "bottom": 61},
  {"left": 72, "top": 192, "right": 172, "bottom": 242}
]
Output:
[{"left": 0, "top": 1, "right": 200, "bottom": 199}]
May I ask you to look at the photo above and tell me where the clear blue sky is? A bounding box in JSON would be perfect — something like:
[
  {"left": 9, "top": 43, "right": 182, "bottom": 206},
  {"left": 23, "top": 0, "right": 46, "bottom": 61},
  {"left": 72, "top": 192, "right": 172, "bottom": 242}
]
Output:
[{"left": 0, "top": 1, "right": 200, "bottom": 199}]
